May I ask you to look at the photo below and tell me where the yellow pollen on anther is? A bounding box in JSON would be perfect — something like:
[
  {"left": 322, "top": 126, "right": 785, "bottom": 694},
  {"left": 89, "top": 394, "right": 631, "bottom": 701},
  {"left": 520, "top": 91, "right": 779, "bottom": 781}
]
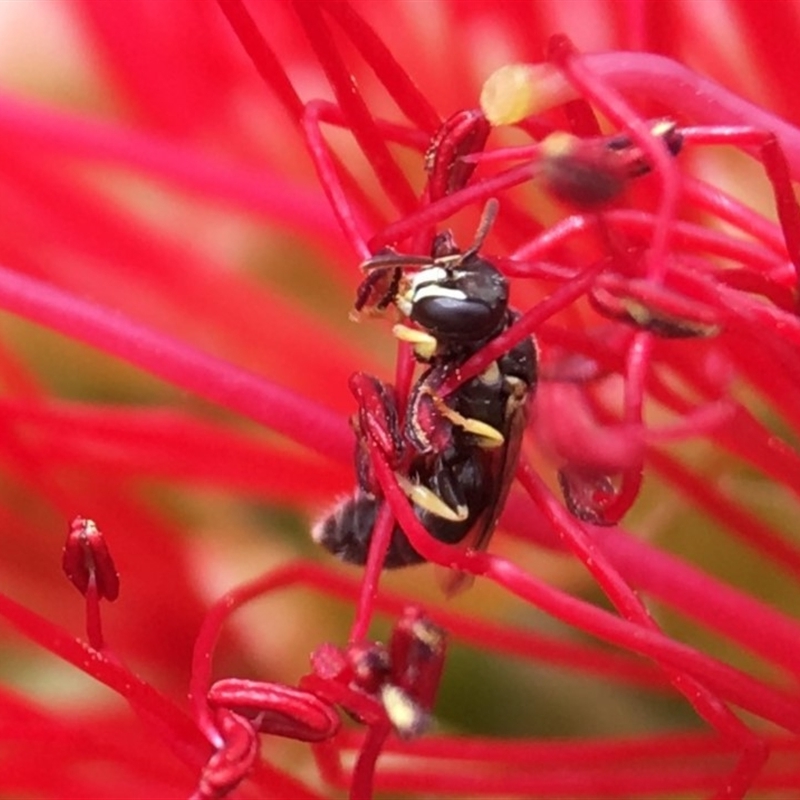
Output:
[
  {"left": 480, "top": 63, "right": 576, "bottom": 126},
  {"left": 411, "top": 620, "right": 445, "bottom": 653},
  {"left": 381, "top": 685, "right": 426, "bottom": 738}
]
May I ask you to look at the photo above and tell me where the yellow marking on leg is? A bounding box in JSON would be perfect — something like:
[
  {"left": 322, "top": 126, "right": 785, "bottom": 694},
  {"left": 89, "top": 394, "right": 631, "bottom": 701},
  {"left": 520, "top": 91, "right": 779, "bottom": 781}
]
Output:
[
  {"left": 478, "top": 361, "right": 501, "bottom": 384},
  {"left": 432, "top": 398, "right": 505, "bottom": 448},
  {"left": 392, "top": 324, "right": 437, "bottom": 360},
  {"left": 395, "top": 473, "right": 468, "bottom": 522}
]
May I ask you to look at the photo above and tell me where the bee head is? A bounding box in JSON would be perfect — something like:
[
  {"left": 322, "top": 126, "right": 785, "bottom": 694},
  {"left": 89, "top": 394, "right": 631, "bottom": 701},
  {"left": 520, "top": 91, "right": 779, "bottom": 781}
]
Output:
[{"left": 401, "top": 255, "right": 508, "bottom": 344}]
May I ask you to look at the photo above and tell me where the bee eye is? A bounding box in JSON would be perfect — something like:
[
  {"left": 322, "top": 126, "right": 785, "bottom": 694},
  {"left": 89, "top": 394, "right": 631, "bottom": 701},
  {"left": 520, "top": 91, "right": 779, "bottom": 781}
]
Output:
[
  {"left": 411, "top": 294, "right": 500, "bottom": 339},
  {"left": 410, "top": 258, "right": 508, "bottom": 342}
]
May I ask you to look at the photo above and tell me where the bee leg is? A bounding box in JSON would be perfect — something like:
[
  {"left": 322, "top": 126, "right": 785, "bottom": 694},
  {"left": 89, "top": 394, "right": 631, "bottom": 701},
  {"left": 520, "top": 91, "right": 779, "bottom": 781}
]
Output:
[
  {"left": 392, "top": 323, "right": 438, "bottom": 361},
  {"left": 349, "top": 372, "right": 404, "bottom": 495},
  {"left": 397, "top": 446, "right": 489, "bottom": 535},
  {"left": 432, "top": 398, "right": 505, "bottom": 448},
  {"left": 352, "top": 265, "right": 402, "bottom": 318},
  {"left": 406, "top": 376, "right": 505, "bottom": 453},
  {"left": 394, "top": 472, "right": 468, "bottom": 523}
]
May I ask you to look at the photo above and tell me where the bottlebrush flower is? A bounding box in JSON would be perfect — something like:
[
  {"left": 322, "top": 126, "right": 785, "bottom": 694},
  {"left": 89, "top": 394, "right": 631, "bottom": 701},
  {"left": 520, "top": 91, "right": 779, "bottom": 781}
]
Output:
[{"left": 1, "top": 1, "right": 800, "bottom": 798}]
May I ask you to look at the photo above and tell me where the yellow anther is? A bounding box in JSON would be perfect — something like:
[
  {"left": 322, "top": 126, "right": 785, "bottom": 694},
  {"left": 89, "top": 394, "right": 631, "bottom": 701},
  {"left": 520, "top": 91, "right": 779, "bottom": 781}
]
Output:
[
  {"left": 480, "top": 63, "right": 576, "bottom": 126},
  {"left": 410, "top": 619, "right": 446, "bottom": 653},
  {"left": 381, "top": 685, "right": 427, "bottom": 739}
]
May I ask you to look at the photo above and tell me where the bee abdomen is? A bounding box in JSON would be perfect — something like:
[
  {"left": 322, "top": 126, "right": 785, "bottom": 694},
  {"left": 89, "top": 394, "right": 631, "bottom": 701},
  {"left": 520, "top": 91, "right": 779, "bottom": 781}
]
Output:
[{"left": 312, "top": 491, "right": 425, "bottom": 569}]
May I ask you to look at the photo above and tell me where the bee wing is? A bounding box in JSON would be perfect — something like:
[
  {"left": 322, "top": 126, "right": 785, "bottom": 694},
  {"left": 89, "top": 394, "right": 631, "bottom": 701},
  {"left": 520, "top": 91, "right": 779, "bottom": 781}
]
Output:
[{"left": 440, "top": 389, "right": 530, "bottom": 596}]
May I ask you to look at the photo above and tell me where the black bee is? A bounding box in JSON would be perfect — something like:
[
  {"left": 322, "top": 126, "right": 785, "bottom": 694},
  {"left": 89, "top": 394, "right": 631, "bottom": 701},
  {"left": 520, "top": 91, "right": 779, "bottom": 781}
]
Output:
[
  {"left": 313, "top": 201, "right": 537, "bottom": 573},
  {"left": 540, "top": 119, "right": 684, "bottom": 208}
]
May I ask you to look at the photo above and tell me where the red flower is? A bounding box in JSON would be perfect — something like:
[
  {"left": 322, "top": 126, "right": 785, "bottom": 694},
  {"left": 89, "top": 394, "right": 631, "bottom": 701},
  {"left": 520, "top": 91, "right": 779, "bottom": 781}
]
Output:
[{"left": 1, "top": 1, "right": 800, "bottom": 798}]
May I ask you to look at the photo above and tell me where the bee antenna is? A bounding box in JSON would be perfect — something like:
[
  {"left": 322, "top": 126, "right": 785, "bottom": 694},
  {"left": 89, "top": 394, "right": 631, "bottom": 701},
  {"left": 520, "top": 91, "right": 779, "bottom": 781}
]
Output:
[
  {"left": 360, "top": 250, "right": 435, "bottom": 272},
  {"left": 464, "top": 198, "right": 499, "bottom": 259}
]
